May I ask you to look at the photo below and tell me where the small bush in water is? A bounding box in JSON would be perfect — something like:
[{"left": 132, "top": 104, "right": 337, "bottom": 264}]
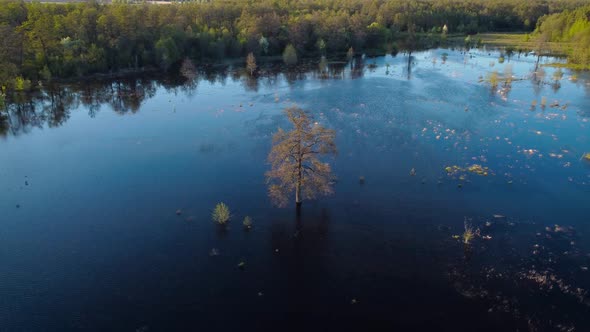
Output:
[
  {"left": 463, "top": 222, "right": 476, "bottom": 244},
  {"left": 212, "top": 203, "right": 231, "bottom": 224},
  {"left": 243, "top": 216, "right": 253, "bottom": 229}
]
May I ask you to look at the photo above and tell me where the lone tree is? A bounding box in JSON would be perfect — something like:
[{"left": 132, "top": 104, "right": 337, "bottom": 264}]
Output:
[
  {"left": 266, "top": 107, "right": 336, "bottom": 208},
  {"left": 246, "top": 52, "right": 257, "bottom": 76}
]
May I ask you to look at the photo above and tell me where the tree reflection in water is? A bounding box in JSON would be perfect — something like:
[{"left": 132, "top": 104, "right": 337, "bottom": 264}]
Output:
[
  {"left": 0, "top": 60, "right": 356, "bottom": 138},
  {"left": 1, "top": 54, "right": 588, "bottom": 138}
]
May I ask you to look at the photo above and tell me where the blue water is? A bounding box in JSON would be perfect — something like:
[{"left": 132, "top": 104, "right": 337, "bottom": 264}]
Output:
[{"left": 1, "top": 50, "right": 589, "bottom": 331}]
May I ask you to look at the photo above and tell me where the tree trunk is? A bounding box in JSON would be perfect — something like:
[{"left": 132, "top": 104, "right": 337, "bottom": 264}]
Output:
[
  {"left": 407, "top": 51, "right": 412, "bottom": 79},
  {"left": 296, "top": 157, "right": 302, "bottom": 207},
  {"left": 295, "top": 133, "right": 303, "bottom": 207},
  {"left": 40, "top": 39, "right": 49, "bottom": 67}
]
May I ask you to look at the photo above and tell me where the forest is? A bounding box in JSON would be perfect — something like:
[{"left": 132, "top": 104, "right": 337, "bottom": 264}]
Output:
[
  {"left": 1, "top": 0, "right": 589, "bottom": 93},
  {"left": 535, "top": 4, "right": 590, "bottom": 68}
]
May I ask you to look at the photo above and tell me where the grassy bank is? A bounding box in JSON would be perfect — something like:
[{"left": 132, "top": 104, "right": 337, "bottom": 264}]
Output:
[{"left": 448, "top": 33, "right": 571, "bottom": 55}]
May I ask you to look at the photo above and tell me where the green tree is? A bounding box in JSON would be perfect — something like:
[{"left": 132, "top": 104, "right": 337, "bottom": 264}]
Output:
[
  {"left": 464, "top": 35, "right": 472, "bottom": 49},
  {"left": 282, "top": 44, "right": 298, "bottom": 66},
  {"left": 259, "top": 36, "right": 269, "bottom": 55},
  {"left": 155, "top": 37, "right": 180, "bottom": 70},
  {"left": 0, "top": 24, "right": 20, "bottom": 88},
  {"left": 266, "top": 106, "right": 337, "bottom": 208},
  {"left": 1, "top": 0, "right": 588, "bottom": 83},
  {"left": 317, "top": 38, "right": 326, "bottom": 56}
]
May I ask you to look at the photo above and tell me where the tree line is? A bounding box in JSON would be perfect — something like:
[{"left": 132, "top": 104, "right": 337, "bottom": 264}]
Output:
[
  {"left": 534, "top": 4, "right": 590, "bottom": 68},
  {"left": 1, "top": 0, "right": 588, "bottom": 91}
]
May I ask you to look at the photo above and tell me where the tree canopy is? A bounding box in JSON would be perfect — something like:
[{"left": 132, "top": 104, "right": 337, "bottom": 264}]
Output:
[
  {"left": 535, "top": 4, "right": 590, "bottom": 68},
  {"left": 266, "top": 106, "right": 336, "bottom": 208}
]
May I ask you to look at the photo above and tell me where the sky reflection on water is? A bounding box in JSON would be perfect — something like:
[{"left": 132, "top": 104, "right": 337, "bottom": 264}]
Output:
[{"left": 1, "top": 49, "right": 589, "bottom": 331}]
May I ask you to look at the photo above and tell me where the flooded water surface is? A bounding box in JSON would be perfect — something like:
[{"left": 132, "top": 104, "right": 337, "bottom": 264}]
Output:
[{"left": 1, "top": 49, "right": 590, "bottom": 331}]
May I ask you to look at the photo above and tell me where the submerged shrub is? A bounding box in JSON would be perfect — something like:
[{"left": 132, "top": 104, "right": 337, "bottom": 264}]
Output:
[
  {"left": 552, "top": 68, "right": 564, "bottom": 82},
  {"left": 212, "top": 202, "right": 231, "bottom": 224},
  {"left": 243, "top": 216, "right": 253, "bottom": 229},
  {"left": 463, "top": 221, "right": 477, "bottom": 244},
  {"left": 487, "top": 71, "right": 499, "bottom": 89}
]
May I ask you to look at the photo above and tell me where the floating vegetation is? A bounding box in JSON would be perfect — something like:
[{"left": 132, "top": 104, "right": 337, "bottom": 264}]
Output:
[
  {"left": 520, "top": 148, "right": 539, "bottom": 157},
  {"left": 212, "top": 202, "right": 231, "bottom": 225},
  {"left": 467, "top": 164, "right": 489, "bottom": 176},
  {"left": 445, "top": 164, "right": 491, "bottom": 178},
  {"left": 243, "top": 216, "right": 253, "bottom": 229},
  {"left": 583, "top": 153, "right": 590, "bottom": 161},
  {"left": 448, "top": 216, "right": 590, "bottom": 331},
  {"left": 445, "top": 165, "right": 461, "bottom": 174}
]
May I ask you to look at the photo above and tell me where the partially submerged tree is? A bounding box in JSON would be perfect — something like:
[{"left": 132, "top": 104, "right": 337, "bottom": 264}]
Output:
[
  {"left": 347, "top": 47, "right": 355, "bottom": 69},
  {"left": 246, "top": 52, "right": 257, "bottom": 76},
  {"left": 266, "top": 107, "right": 336, "bottom": 208},
  {"left": 552, "top": 68, "right": 563, "bottom": 83},
  {"left": 503, "top": 64, "right": 513, "bottom": 86},
  {"left": 346, "top": 47, "right": 354, "bottom": 61},
  {"left": 212, "top": 202, "right": 231, "bottom": 225},
  {"left": 180, "top": 58, "right": 197, "bottom": 80},
  {"left": 534, "top": 33, "right": 549, "bottom": 70},
  {"left": 487, "top": 71, "right": 499, "bottom": 90},
  {"left": 551, "top": 68, "right": 564, "bottom": 92}
]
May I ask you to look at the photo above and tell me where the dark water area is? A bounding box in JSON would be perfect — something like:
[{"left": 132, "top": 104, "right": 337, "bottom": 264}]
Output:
[{"left": 1, "top": 49, "right": 590, "bottom": 331}]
